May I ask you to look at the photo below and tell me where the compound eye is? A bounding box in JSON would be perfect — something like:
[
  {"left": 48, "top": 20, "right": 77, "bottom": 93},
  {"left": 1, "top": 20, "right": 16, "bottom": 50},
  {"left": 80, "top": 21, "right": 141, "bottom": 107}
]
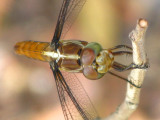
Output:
[
  {"left": 81, "top": 48, "right": 95, "bottom": 65},
  {"left": 83, "top": 66, "right": 104, "bottom": 80},
  {"left": 81, "top": 42, "right": 104, "bottom": 80},
  {"left": 81, "top": 42, "right": 102, "bottom": 65}
]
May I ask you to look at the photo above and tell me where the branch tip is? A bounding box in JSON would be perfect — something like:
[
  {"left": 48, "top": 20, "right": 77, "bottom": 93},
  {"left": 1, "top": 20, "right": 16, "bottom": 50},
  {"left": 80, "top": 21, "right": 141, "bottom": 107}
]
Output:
[
  {"left": 103, "top": 18, "right": 148, "bottom": 120},
  {"left": 138, "top": 18, "right": 148, "bottom": 28}
]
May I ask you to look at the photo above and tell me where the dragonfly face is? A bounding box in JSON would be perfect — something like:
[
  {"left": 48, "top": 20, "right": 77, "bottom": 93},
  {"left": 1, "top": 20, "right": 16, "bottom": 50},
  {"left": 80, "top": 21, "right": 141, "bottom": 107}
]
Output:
[
  {"left": 14, "top": 0, "right": 139, "bottom": 119},
  {"left": 81, "top": 42, "right": 114, "bottom": 79}
]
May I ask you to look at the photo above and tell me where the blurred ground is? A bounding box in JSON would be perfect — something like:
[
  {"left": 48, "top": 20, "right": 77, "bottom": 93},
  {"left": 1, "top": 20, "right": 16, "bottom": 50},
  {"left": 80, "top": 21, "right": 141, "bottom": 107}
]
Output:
[{"left": 0, "top": 0, "right": 160, "bottom": 120}]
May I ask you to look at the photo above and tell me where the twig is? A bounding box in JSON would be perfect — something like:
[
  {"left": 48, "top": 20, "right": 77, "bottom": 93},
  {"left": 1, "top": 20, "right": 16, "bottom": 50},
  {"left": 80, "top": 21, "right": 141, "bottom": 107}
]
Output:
[{"left": 102, "top": 18, "right": 149, "bottom": 120}]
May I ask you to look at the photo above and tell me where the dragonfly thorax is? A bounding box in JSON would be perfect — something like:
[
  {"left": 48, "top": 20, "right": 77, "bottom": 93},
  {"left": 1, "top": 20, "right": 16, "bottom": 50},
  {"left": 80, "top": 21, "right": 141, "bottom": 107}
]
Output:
[{"left": 81, "top": 42, "right": 114, "bottom": 80}]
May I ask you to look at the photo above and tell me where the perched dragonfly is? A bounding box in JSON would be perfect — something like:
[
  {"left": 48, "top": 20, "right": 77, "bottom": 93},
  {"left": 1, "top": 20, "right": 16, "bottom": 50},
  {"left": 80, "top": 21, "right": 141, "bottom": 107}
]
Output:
[{"left": 14, "top": 0, "right": 140, "bottom": 120}]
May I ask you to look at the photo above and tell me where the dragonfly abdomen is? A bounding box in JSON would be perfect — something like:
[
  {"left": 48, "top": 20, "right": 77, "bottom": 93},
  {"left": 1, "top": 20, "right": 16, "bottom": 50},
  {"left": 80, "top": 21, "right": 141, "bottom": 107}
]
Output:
[{"left": 14, "top": 41, "right": 57, "bottom": 62}]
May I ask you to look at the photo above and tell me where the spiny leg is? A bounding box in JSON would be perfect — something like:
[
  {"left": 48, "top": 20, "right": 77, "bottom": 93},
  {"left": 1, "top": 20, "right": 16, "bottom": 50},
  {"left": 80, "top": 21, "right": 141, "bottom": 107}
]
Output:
[
  {"left": 112, "top": 62, "right": 149, "bottom": 72},
  {"left": 109, "top": 62, "right": 149, "bottom": 88},
  {"left": 111, "top": 49, "right": 133, "bottom": 72},
  {"left": 109, "top": 45, "right": 132, "bottom": 51},
  {"left": 112, "top": 51, "right": 132, "bottom": 56},
  {"left": 112, "top": 61, "right": 133, "bottom": 72},
  {"left": 108, "top": 71, "right": 141, "bottom": 88}
]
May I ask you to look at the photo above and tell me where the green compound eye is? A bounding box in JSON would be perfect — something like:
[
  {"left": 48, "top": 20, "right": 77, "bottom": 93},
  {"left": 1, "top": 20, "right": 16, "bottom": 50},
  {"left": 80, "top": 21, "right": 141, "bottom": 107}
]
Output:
[
  {"left": 81, "top": 42, "right": 102, "bottom": 65},
  {"left": 83, "top": 66, "right": 105, "bottom": 80},
  {"left": 84, "top": 42, "right": 102, "bottom": 55},
  {"left": 81, "top": 42, "right": 104, "bottom": 80}
]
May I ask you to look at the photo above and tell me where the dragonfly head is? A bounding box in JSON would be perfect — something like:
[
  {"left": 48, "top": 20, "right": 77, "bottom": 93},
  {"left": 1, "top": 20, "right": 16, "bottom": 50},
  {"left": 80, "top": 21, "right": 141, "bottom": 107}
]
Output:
[{"left": 80, "top": 42, "right": 114, "bottom": 80}]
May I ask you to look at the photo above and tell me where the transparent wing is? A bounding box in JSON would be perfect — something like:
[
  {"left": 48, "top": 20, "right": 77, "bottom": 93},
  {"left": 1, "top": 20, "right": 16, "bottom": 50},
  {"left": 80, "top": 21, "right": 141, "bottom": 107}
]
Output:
[
  {"left": 50, "top": 63, "right": 98, "bottom": 120},
  {"left": 61, "top": 0, "right": 86, "bottom": 38},
  {"left": 51, "top": 0, "right": 86, "bottom": 46}
]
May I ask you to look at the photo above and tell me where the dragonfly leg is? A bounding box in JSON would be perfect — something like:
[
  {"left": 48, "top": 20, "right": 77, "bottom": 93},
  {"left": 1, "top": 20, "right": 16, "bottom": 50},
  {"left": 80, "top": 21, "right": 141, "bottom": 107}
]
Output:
[
  {"left": 109, "top": 45, "right": 132, "bottom": 51},
  {"left": 112, "top": 62, "right": 133, "bottom": 72},
  {"left": 112, "top": 62, "right": 149, "bottom": 72},
  {"left": 130, "top": 62, "right": 150, "bottom": 69},
  {"left": 112, "top": 51, "right": 132, "bottom": 56},
  {"left": 108, "top": 71, "right": 141, "bottom": 88}
]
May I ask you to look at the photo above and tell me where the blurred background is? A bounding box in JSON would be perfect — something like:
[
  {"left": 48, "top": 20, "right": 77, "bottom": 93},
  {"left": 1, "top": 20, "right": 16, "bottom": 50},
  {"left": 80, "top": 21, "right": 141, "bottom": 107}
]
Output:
[{"left": 0, "top": 0, "right": 159, "bottom": 120}]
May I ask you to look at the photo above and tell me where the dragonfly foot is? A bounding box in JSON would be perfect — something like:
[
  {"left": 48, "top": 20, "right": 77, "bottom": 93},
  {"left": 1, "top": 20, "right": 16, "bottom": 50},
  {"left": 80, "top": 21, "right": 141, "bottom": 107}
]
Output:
[{"left": 131, "top": 62, "right": 150, "bottom": 69}]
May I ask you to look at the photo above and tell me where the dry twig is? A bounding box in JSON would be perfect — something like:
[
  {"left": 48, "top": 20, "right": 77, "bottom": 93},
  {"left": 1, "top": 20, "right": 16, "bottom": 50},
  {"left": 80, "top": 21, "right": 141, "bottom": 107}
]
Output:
[{"left": 102, "top": 18, "right": 149, "bottom": 120}]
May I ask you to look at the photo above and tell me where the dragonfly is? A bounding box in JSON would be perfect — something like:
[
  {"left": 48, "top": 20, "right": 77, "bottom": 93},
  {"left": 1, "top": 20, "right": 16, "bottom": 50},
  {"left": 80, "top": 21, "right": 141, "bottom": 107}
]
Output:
[{"left": 14, "top": 0, "right": 140, "bottom": 120}]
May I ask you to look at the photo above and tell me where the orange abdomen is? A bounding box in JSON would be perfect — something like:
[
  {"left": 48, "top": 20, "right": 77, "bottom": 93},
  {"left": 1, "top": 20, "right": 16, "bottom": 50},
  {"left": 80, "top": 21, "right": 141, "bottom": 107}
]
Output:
[{"left": 14, "top": 41, "right": 53, "bottom": 61}]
